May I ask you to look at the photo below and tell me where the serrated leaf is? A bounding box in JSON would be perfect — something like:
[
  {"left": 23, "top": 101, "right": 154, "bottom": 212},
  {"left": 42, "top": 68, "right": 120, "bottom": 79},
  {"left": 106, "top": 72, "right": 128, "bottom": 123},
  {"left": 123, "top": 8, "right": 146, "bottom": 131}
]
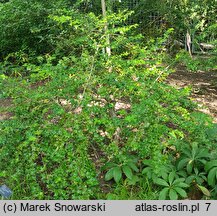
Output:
[
  {"left": 122, "top": 165, "right": 133, "bottom": 179},
  {"left": 162, "top": 172, "right": 168, "bottom": 181},
  {"left": 197, "top": 185, "right": 211, "bottom": 197},
  {"left": 155, "top": 178, "right": 169, "bottom": 187},
  {"left": 173, "top": 178, "right": 185, "bottom": 185},
  {"left": 198, "top": 159, "right": 208, "bottom": 165},
  {"left": 152, "top": 175, "right": 158, "bottom": 182},
  {"left": 142, "top": 167, "right": 151, "bottom": 174},
  {"left": 191, "top": 143, "right": 198, "bottom": 157},
  {"left": 169, "top": 188, "right": 178, "bottom": 200},
  {"left": 161, "top": 164, "right": 172, "bottom": 173},
  {"left": 207, "top": 167, "right": 217, "bottom": 186},
  {"left": 174, "top": 187, "right": 187, "bottom": 198},
  {"left": 175, "top": 182, "right": 189, "bottom": 188},
  {"left": 186, "top": 175, "right": 195, "bottom": 184},
  {"left": 127, "top": 175, "right": 140, "bottom": 186},
  {"left": 196, "top": 149, "right": 209, "bottom": 159},
  {"left": 187, "top": 162, "right": 193, "bottom": 174},
  {"left": 182, "top": 148, "right": 191, "bottom": 158},
  {"left": 159, "top": 188, "right": 169, "bottom": 200},
  {"left": 168, "top": 172, "right": 175, "bottom": 185},
  {"left": 201, "top": 175, "right": 207, "bottom": 182},
  {"left": 206, "top": 124, "right": 217, "bottom": 140},
  {"left": 147, "top": 171, "right": 153, "bottom": 179},
  {"left": 193, "top": 168, "right": 199, "bottom": 175},
  {"left": 127, "top": 162, "right": 139, "bottom": 172},
  {"left": 177, "top": 158, "right": 189, "bottom": 170},
  {"left": 101, "top": 162, "right": 117, "bottom": 171},
  {"left": 143, "top": 160, "right": 152, "bottom": 166},
  {"left": 113, "top": 166, "right": 122, "bottom": 183},
  {"left": 205, "top": 160, "right": 217, "bottom": 172},
  {"left": 105, "top": 168, "right": 114, "bottom": 181},
  {"left": 129, "top": 156, "right": 138, "bottom": 163},
  {"left": 177, "top": 170, "right": 187, "bottom": 178}
]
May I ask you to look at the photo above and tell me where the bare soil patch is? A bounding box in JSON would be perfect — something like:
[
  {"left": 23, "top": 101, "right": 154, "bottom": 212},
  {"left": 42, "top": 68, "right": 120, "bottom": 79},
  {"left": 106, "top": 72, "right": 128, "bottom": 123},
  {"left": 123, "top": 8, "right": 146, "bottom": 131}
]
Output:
[
  {"left": 167, "top": 66, "right": 217, "bottom": 122},
  {"left": 0, "top": 98, "right": 13, "bottom": 121},
  {"left": 0, "top": 98, "right": 12, "bottom": 108}
]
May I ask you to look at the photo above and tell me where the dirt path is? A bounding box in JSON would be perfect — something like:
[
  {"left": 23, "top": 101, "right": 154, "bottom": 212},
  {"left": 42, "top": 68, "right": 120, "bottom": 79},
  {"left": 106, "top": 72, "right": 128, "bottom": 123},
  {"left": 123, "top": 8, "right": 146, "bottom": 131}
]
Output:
[
  {"left": 167, "top": 66, "right": 217, "bottom": 122},
  {"left": 0, "top": 98, "right": 13, "bottom": 121}
]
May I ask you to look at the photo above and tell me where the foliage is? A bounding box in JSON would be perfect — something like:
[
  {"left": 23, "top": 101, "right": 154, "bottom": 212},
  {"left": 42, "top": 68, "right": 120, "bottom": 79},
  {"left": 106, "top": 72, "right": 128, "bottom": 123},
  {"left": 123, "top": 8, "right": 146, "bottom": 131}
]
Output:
[
  {"left": 177, "top": 142, "right": 210, "bottom": 174},
  {"left": 175, "top": 50, "right": 217, "bottom": 71},
  {"left": 205, "top": 160, "right": 217, "bottom": 187},
  {"left": 155, "top": 171, "right": 189, "bottom": 200},
  {"left": 103, "top": 156, "right": 139, "bottom": 183},
  {"left": 0, "top": 0, "right": 72, "bottom": 59},
  {"left": 0, "top": 1, "right": 216, "bottom": 200}
]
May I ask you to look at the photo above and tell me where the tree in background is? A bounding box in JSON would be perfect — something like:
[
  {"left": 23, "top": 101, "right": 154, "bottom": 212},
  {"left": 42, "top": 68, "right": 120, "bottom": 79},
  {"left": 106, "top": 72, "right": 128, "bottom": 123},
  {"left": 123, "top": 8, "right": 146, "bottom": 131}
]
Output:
[
  {"left": 0, "top": 0, "right": 215, "bottom": 60},
  {"left": 0, "top": 0, "right": 72, "bottom": 59}
]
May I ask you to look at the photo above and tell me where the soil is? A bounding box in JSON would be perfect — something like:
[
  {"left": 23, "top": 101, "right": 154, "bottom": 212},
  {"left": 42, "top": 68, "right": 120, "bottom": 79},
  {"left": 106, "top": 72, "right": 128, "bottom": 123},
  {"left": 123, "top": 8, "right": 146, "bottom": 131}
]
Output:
[
  {"left": 88, "top": 143, "right": 112, "bottom": 196},
  {"left": 166, "top": 66, "right": 217, "bottom": 123},
  {"left": 0, "top": 98, "right": 13, "bottom": 121}
]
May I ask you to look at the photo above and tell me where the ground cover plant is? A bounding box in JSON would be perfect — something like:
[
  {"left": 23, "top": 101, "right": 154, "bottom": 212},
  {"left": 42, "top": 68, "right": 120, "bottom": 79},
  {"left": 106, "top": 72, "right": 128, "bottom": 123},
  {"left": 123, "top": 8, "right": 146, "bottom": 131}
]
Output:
[{"left": 0, "top": 0, "right": 217, "bottom": 200}]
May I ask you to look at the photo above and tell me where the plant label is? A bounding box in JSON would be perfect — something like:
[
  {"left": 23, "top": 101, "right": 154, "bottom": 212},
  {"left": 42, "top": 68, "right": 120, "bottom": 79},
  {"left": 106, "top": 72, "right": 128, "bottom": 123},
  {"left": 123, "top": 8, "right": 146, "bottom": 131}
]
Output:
[{"left": 0, "top": 185, "right": 12, "bottom": 198}]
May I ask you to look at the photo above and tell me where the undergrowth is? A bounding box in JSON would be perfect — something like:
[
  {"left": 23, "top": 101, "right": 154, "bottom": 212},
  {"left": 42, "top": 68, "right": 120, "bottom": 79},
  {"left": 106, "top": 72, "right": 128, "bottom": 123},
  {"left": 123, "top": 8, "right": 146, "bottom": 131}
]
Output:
[{"left": 0, "top": 8, "right": 217, "bottom": 200}]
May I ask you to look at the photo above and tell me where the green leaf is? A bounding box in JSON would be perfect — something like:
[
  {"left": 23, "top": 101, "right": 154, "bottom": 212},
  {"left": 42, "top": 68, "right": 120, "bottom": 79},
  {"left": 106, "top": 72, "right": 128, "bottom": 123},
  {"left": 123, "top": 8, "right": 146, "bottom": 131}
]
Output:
[
  {"left": 0, "top": 171, "right": 6, "bottom": 177},
  {"left": 173, "top": 178, "right": 185, "bottom": 185},
  {"left": 177, "top": 170, "right": 187, "bottom": 178},
  {"left": 105, "top": 168, "right": 114, "bottom": 181},
  {"left": 155, "top": 178, "right": 169, "bottom": 187},
  {"left": 159, "top": 188, "right": 169, "bottom": 200},
  {"left": 182, "top": 148, "right": 191, "bottom": 158},
  {"left": 175, "top": 182, "right": 189, "bottom": 188},
  {"left": 142, "top": 167, "right": 151, "bottom": 174},
  {"left": 168, "top": 172, "right": 175, "bottom": 185},
  {"left": 28, "top": 135, "right": 37, "bottom": 141},
  {"left": 198, "top": 159, "right": 208, "bottom": 165},
  {"left": 174, "top": 187, "right": 187, "bottom": 198},
  {"left": 205, "top": 160, "right": 217, "bottom": 172},
  {"left": 207, "top": 167, "right": 217, "bottom": 186},
  {"left": 177, "top": 158, "right": 189, "bottom": 170},
  {"left": 106, "top": 193, "right": 117, "bottom": 200},
  {"left": 127, "top": 162, "right": 139, "bottom": 172},
  {"left": 196, "top": 149, "right": 209, "bottom": 159},
  {"left": 186, "top": 175, "right": 195, "bottom": 184},
  {"left": 187, "top": 162, "right": 193, "bottom": 174},
  {"left": 144, "top": 173, "right": 150, "bottom": 179},
  {"left": 122, "top": 165, "right": 133, "bottom": 179},
  {"left": 169, "top": 189, "right": 178, "bottom": 200},
  {"left": 113, "top": 166, "right": 122, "bottom": 183},
  {"left": 191, "top": 142, "right": 198, "bottom": 157},
  {"left": 197, "top": 185, "right": 211, "bottom": 197},
  {"left": 127, "top": 175, "right": 140, "bottom": 186},
  {"left": 162, "top": 172, "right": 168, "bottom": 181},
  {"left": 102, "top": 162, "right": 117, "bottom": 171},
  {"left": 143, "top": 160, "right": 152, "bottom": 166}
]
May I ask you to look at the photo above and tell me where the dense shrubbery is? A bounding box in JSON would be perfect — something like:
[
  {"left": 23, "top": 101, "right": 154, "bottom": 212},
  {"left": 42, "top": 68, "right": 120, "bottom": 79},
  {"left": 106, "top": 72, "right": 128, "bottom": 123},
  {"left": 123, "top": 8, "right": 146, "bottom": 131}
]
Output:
[
  {"left": 0, "top": 0, "right": 73, "bottom": 59},
  {"left": 174, "top": 50, "right": 217, "bottom": 72},
  {"left": 0, "top": 1, "right": 217, "bottom": 200}
]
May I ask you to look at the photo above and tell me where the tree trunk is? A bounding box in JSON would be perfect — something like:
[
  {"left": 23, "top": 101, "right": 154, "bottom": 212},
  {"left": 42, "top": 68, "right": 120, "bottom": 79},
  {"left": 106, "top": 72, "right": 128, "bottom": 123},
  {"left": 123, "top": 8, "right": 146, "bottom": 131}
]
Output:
[
  {"left": 101, "top": 0, "right": 111, "bottom": 57},
  {"left": 185, "top": 30, "right": 192, "bottom": 57}
]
